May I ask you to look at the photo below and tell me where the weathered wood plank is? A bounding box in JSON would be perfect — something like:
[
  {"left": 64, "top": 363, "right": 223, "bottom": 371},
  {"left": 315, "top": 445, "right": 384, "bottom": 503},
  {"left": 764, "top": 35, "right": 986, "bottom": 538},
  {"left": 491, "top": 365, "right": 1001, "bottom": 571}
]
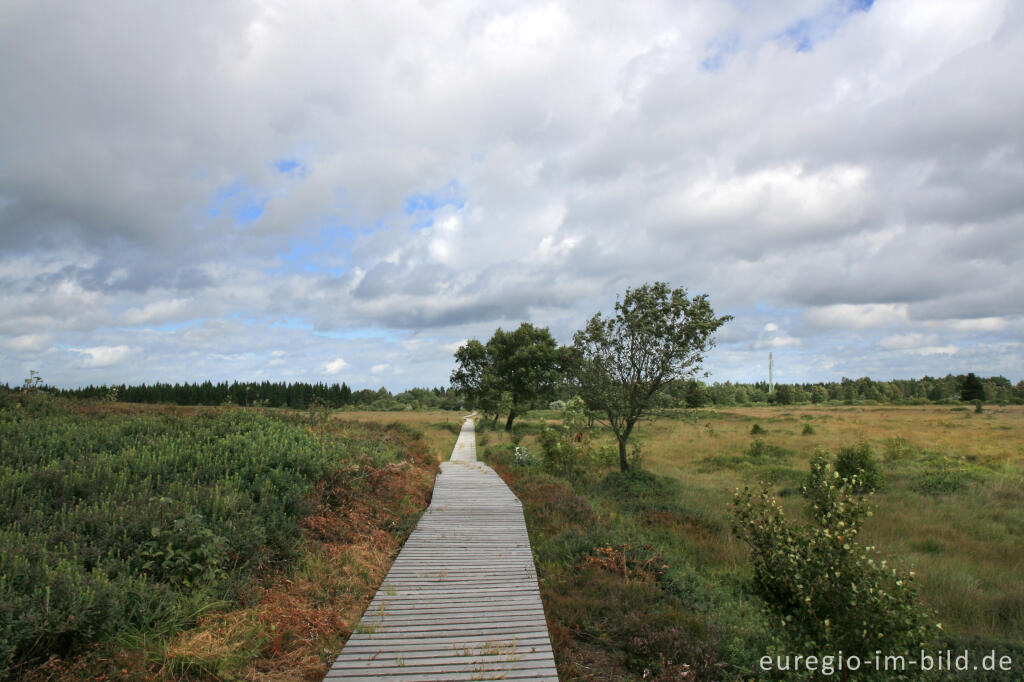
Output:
[{"left": 323, "top": 417, "right": 559, "bottom": 681}]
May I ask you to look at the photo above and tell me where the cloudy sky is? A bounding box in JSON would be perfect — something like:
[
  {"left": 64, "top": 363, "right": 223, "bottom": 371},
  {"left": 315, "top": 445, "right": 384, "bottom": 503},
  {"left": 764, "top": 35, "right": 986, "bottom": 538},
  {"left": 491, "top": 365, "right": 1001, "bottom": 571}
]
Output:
[{"left": 1, "top": 0, "right": 1022, "bottom": 391}]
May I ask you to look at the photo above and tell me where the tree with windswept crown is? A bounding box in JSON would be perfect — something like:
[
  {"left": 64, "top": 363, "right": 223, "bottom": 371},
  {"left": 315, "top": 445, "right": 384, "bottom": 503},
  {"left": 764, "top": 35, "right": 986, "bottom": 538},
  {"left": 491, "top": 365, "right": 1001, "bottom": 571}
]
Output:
[{"left": 572, "top": 282, "right": 731, "bottom": 471}]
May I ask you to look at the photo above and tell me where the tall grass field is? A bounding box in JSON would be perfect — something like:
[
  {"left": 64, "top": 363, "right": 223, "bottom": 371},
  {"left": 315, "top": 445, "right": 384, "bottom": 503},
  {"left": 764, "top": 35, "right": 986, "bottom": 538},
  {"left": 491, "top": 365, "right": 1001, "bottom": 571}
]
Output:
[{"left": 475, "top": 404, "right": 1024, "bottom": 680}]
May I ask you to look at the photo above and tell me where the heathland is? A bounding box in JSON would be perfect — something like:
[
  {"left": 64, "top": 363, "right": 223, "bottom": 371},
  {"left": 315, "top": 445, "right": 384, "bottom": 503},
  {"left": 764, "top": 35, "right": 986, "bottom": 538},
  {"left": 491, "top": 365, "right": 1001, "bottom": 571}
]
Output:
[
  {"left": 348, "top": 403, "right": 1024, "bottom": 680},
  {"left": 3, "top": 391, "right": 1022, "bottom": 680},
  {"left": 0, "top": 392, "right": 437, "bottom": 680}
]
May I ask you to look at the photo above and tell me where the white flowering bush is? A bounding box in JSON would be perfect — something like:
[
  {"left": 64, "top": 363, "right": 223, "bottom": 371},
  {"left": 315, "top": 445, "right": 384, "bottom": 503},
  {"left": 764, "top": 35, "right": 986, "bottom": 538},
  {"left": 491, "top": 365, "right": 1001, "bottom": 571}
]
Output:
[
  {"left": 513, "top": 445, "right": 534, "bottom": 467},
  {"left": 732, "top": 454, "right": 935, "bottom": 674}
]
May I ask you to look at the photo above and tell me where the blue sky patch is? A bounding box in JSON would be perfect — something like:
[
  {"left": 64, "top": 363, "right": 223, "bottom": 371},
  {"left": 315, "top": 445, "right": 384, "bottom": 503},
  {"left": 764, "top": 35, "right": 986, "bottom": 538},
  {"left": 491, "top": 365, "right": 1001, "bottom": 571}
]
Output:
[
  {"left": 235, "top": 198, "right": 267, "bottom": 224},
  {"left": 403, "top": 179, "right": 466, "bottom": 221},
  {"left": 701, "top": 33, "right": 739, "bottom": 71},
  {"left": 274, "top": 159, "right": 302, "bottom": 174},
  {"left": 273, "top": 222, "right": 353, "bottom": 276},
  {"left": 207, "top": 179, "right": 272, "bottom": 225},
  {"left": 314, "top": 327, "right": 401, "bottom": 342},
  {"left": 778, "top": 0, "right": 874, "bottom": 53}
]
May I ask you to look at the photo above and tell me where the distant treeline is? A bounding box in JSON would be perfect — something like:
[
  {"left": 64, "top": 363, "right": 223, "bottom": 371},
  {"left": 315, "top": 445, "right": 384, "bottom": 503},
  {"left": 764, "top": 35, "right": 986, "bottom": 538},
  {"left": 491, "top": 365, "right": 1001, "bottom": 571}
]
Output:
[
  {"left": 29, "top": 381, "right": 462, "bottom": 411},
  {"left": 664, "top": 373, "right": 1023, "bottom": 407},
  {"left": 4, "top": 373, "right": 1021, "bottom": 412}
]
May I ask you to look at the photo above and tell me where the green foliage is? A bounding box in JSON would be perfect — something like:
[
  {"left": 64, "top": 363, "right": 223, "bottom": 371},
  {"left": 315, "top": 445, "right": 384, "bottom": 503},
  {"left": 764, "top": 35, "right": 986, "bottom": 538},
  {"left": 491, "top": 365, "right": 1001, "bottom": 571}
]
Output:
[
  {"left": 138, "top": 514, "right": 228, "bottom": 588},
  {"left": 917, "top": 457, "right": 970, "bottom": 495},
  {"left": 884, "top": 435, "right": 913, "bottom": 461},
  {"left": 512, "top": 445, "right": 535, "bottom": 467},
  {"left": 745, "top": 439, "right": 789, "bottom": 460},
  {"left": 961, "top": 372, "right": 986, "bottom": 402},
  {"left": 801, "top": 423, "right": 815, "bottom": 435},
  {"left": 750, "top": 423, "right": 766, "bottom": 435},
  {"left": 732, "top": 456, "right": 935, "bottom": 675},
  {"left": 572, "top": 281, "right": 731, "bottom": 471},
  {"left": 834, "top": 441, "right": 884, "bottom": 493},
  {"left": 0, "top": 405, "right": 414, "bottom": 675},
  {"left": 538, "top": 397, "right": 591, "bottom": 477},
  {"left": 450, "top": 323, "right": 563, "bottom": 431}
]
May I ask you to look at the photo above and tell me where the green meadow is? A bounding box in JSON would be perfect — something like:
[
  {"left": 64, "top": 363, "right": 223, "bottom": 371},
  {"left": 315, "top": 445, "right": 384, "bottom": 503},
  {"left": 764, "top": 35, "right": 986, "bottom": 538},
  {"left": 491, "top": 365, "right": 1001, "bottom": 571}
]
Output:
[{"left": 470, "top": 404, "right": 1024, "bottom": 680}]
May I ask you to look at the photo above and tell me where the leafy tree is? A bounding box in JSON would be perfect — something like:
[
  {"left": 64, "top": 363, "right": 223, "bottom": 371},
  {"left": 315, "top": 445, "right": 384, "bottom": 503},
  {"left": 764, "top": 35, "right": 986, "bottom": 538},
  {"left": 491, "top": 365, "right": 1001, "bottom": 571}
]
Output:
[
  {"left": 772, "top": 384, "right": 794, "bottom": 405},
  {"left": 960, "top": 372, "right": 985, "bottom": 402},
  {"left": 450, "top": 323, "right": 562, "bottom": 431},
  {"left": 572, "top": 282, "right": 731, "bottom": 471}
]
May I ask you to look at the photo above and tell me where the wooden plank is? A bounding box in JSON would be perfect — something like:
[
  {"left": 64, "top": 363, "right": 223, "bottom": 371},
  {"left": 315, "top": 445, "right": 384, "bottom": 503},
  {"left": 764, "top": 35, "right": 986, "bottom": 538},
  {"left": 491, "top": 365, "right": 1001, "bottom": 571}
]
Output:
[{"left": 323, "top": 417, "right": 559, "bottom": 681}]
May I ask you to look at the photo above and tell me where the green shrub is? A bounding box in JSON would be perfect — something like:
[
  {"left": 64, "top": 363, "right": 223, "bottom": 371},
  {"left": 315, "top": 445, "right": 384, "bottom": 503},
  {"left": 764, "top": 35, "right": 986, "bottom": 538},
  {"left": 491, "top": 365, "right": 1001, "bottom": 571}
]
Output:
[
  {"left": 884, "top": 435, "right": 913, "bottom": 461},
  {"left": 138, "top": 514, "right": 228, "bottom": 588},
  {"left": 801, "top": 423, "right": 815, "bottom": 435},
  {"left": 733, "top": 456, "right": 935, "bottom": 675},
  {"left": 0, "top": 406, "right": 418, "bottom": 675},
  {"left": 750, "top": 423, "right": 766, "bottom": 435},
  {"left": 835, "top": 441, "right": 883, "bottom": 492},
  {"left": 746, "top": 439, "right": 789, "bottom": 460},
  {"left": 538, "top": 397, "right": 591, "bottom": 478},
  {"left": 917, "top": 457, "right": 969, "bottom": 495}
]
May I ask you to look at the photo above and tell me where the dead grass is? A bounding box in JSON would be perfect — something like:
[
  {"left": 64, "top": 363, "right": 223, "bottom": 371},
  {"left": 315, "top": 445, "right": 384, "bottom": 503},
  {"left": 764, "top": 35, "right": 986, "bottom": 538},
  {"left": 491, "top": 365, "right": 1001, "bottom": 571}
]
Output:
[
  {"left": 331, "top": 409, "right": 466, "bottom": 461},
  {"left": 155, "top": 442, "right": 438, "bottom": 681}
]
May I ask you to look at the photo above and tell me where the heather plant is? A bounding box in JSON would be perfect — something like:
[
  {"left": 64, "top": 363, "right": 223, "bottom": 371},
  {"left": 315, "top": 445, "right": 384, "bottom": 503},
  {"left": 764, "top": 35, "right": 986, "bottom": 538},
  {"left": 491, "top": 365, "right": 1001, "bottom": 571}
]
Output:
[
  {"left": 733, "top": 455, "right": 934, "bottom": 676},
  {"left": 0, "top": 405, "right": 418, "bottom": 676}
]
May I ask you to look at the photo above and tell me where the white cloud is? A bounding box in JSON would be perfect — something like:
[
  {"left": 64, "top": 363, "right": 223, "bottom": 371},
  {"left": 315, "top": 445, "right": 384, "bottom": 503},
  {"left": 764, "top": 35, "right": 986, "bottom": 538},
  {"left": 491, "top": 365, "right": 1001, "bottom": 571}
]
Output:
[
  {"left": 0, "top": 1, "right": 1021, "bottom": 387},
  {"left": 1, "top": 334, "right": 51, "bottom": 353},
  {"left": 69, "top": 345, "right": 134, "bottom": 368},
  {"left": 371, "top": 363, "right": 389, "bottom": 375},
  {"left": 323, "top": 357, "right": 348, "bottom": 374},
  {"left": 120, "top": 298, "right": 192, "bottom": 326},
  {"left": 439, "top": 339, "right": 468, "bottom": 353},
  {"left": 805, "top": 304, "right": 909, "bottom": 330},
  {"left": 947, "top": 317, "right": 1009, "bottom": 332},
  {"left": 919, "top": 345, "right": 959, "bottom": 356},
  {"left": 879, "top": 333, "right": 935, "bottom": 350},
  {"left": 756, "top": 334, "right": 802, "bottom": 349}
]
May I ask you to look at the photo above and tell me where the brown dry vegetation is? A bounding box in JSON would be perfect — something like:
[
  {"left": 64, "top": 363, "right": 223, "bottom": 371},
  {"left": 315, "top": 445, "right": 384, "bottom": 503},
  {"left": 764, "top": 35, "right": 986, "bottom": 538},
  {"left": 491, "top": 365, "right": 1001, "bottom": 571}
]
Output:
[
  {"left": 13, "top": 408, "right": 439, "bottom": 682},
  {"left": 330, "top": 409, "right": 468, "bottom": 463},
  {"left": 155, "top": 451, "right": 436, "bottom": 681}
]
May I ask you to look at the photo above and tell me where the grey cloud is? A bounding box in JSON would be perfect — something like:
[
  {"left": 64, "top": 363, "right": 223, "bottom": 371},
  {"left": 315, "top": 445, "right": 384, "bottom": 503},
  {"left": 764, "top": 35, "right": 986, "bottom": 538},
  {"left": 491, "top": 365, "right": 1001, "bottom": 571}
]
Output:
[{"left": 1, "top": 1, "right": 1022, "bottom": 387}]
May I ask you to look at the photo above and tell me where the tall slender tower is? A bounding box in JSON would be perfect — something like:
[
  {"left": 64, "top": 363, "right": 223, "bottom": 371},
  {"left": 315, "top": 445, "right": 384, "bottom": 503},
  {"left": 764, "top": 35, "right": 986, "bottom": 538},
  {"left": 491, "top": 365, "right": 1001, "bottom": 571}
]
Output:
[{"left": 769, "top": 352, "right": 774, "bottom": 394}]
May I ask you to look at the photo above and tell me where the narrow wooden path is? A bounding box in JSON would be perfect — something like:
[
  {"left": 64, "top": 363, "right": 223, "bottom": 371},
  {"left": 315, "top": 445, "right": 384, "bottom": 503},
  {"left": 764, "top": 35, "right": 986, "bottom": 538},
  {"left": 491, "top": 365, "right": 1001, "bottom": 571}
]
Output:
[{"left": 324, "top": 417, "right": 559, "bottom": 681}]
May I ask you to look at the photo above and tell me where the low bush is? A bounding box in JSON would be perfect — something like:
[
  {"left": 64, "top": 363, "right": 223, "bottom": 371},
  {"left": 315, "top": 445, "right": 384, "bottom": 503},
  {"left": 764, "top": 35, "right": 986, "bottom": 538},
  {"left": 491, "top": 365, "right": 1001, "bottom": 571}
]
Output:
[
  {"left": 0, "top": 404, "right": 422, "bottom": 676},
  {"left": 884, "top": 435, "right": 914, "bottom": 461},
  {"left": 745, "top": 439, "right": 790, "bottom": 460},
  {"left": 733, "top": 455, "right": 935, "bottom": 676},
  {"left": 835, "top": 441, "right": 884, "bottom": 492},
  {"left": 917, "top": 457, "right": 970, "bottom": 495}
]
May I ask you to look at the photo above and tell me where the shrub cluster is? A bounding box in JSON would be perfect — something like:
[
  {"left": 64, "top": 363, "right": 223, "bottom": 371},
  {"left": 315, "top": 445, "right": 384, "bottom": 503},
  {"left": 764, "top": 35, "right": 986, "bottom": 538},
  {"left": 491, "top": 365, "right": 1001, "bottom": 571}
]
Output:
[{"left": 0, "top": 403, "right": 410, "bottom": 675}]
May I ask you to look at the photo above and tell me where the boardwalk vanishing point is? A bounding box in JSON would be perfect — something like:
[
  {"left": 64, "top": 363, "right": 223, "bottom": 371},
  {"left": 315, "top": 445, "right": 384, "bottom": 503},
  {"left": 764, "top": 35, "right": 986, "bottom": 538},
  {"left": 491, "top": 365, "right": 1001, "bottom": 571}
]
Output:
[{"left": 324, "top": 416, "right": 559, "bottom": 681}]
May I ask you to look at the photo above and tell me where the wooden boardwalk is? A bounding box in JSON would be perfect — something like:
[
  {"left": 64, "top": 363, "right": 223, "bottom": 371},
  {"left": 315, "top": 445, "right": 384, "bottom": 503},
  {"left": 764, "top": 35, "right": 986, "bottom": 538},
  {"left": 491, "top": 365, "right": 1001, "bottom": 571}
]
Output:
[{"left": 324, "top": 418, "right": 559, "bottom": 681}]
